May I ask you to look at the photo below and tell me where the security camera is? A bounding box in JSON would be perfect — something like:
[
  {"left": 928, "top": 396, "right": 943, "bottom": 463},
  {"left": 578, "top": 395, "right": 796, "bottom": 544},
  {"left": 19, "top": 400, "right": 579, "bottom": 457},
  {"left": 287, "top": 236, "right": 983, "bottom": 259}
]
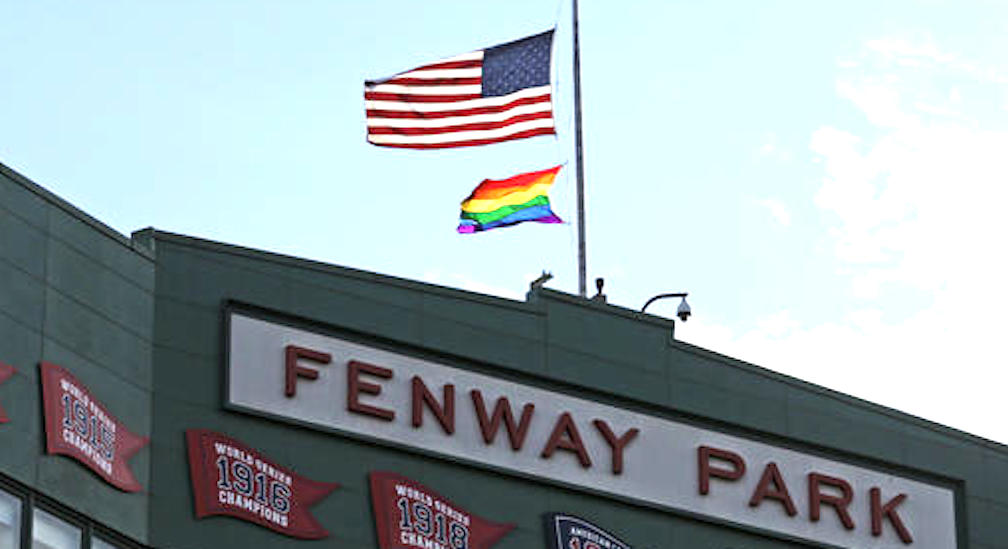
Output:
[
  {"left": 640, "top": 292, "right": 691, "bottom": 321},
  {"left": 676, "top": 298, "right": 691, "bottom": 322}
]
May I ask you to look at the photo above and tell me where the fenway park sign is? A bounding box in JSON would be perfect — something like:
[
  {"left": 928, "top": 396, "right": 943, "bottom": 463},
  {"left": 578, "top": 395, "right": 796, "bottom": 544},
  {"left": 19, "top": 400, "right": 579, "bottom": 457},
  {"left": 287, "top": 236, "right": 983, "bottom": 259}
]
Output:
[{"left": 226, "top": 310, "right": 958, "bottom": 549}]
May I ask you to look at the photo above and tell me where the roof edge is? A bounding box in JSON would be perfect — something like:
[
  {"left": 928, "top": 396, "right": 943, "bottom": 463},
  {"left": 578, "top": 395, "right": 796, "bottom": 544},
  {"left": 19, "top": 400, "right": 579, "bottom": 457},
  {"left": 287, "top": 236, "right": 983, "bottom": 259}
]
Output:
[
  {"left": 132, "top": 228, "right": 542, "bottom": 314},
  {"left": 0, "top": 161, "right": 154, "bottom": 261},
  {"left": 527, "top": 287, "right": 677, "bottom": 332},
  {"left": 670, "top": 337, "right": 1008, "bottom": 455}
]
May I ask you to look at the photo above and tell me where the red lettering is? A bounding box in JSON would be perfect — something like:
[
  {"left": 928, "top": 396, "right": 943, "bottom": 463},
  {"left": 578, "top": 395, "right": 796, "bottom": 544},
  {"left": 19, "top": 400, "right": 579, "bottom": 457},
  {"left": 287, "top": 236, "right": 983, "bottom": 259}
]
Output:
[
  {"left": 541, "top": 412, "right": 591, "bottom": 468},
  {"left": 698, "top": 446, "right": 746, "bottom": 495},
  {"left": 411, "top": 376, "right": 455, "bottom": 434},
  {"left": 470, "top": 390, "right": 535, "bottom": 451},
  {"left": 748, "top": 462, "right": 797, "bottom": 516},
  {"left": 808, "top": 472, "right": 855, "bottom": 530},
  {"left": 284, "top": 345, "right": 331, "bottom": 397},
  {"left": 871, "top": 487, "right": 913, "bottom": 544},
  {"left": 346, "top": 360, "right": 395, "bottom": 421},
  {"left": 592, "top": 420, "right": 638, "bottom": 475}
]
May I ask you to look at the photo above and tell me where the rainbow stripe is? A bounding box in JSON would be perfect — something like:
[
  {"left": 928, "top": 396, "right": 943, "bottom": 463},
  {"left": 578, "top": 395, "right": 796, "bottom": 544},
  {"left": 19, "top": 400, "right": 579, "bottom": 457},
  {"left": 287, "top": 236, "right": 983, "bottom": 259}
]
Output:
[{"left": 458, "top": 165, "right": 563, "bottom": 233}]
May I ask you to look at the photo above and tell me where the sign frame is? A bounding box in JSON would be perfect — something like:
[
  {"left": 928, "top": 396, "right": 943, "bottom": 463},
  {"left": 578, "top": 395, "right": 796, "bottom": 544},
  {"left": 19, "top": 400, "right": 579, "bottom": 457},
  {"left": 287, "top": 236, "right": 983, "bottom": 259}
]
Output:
[{"left": 221, "top": 301, "right": 964, "bottom": 549}]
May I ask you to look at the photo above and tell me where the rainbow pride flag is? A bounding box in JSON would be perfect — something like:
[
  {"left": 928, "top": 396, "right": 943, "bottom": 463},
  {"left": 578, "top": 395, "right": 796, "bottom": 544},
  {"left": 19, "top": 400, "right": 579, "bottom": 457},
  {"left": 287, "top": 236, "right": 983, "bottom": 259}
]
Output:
[{"left": 457, "top": 165, "right": 563, "bottom": 233}]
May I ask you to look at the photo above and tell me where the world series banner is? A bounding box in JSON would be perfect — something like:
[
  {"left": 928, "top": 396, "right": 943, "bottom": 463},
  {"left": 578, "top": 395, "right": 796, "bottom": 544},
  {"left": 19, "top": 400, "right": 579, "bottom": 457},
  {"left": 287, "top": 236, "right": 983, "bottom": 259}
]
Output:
[
  {"left": 545, "top": 514, "right": 632, "bottom": 549},
  {"left": 0, "top": 362, "right": 14, "bottom": 423},
  {"left": 185, "top": 429, "right": 339, "bottom": 539},
  {"left": 369, "top": 472, "right": 514, "bottom": 549},
  {"left": 39, "top": 361, "right": 149, "bottom": 492}
]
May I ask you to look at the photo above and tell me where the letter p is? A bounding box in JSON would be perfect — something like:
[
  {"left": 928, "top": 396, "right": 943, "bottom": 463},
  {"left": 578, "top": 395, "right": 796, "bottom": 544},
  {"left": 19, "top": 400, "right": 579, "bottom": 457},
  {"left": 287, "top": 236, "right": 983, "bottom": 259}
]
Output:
[{"left": 698, "top": 445, "right": 746, "bottom": 495}]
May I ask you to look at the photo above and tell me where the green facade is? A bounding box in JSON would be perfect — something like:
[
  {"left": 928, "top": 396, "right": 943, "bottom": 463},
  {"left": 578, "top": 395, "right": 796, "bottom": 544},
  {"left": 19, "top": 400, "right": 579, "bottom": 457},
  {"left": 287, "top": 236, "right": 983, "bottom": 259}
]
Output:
[
  {"left": 1, "top": 161, "right": 1005, "bottom": 548},
  {"left": 0, "top": 163, "right": 154, "bottom": 545}
]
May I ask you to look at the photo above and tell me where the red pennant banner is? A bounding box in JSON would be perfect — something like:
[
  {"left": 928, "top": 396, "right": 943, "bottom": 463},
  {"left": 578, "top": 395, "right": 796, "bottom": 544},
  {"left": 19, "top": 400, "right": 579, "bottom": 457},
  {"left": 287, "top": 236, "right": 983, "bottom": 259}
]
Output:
[
  {"left": 39, "top": 361, "right": 149, "bottom": 492},
  {"left": 369, "top": 472, "right": 514, "bottom": 549},
  {"left": 185, "top": 429, "right": 339, "bottom": 539},
  {"left": 0, "top": 362, "right": 15, "bottom": 423}
]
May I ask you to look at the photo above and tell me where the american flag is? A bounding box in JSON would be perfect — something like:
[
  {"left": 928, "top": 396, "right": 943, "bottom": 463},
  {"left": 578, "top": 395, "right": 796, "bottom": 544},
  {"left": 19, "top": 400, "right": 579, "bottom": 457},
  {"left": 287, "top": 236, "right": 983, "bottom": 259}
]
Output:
[{"left": 365, "top": 30, "right": 555, "bottom": 149}]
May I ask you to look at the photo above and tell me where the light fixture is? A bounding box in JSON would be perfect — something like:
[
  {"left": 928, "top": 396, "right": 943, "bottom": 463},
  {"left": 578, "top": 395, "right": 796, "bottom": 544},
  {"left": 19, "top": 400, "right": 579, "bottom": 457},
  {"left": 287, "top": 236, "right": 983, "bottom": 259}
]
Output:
[{"left": 641, "top": 293, "right": 691, "bottom": 322}]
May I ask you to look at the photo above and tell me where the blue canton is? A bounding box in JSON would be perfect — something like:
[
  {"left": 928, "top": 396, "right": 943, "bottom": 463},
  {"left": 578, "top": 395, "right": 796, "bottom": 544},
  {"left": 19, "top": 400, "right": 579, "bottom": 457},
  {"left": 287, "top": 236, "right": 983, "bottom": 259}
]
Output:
[{"left": 482, "top": 30, "right": 553, "bottom": 97}]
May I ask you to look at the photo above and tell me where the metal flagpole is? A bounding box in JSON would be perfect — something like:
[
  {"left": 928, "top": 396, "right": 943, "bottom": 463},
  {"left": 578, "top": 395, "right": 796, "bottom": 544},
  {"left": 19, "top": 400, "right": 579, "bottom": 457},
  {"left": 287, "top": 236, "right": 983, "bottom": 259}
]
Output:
[{"left": 572, "top": 0, "right": 587, "bottom": 297}]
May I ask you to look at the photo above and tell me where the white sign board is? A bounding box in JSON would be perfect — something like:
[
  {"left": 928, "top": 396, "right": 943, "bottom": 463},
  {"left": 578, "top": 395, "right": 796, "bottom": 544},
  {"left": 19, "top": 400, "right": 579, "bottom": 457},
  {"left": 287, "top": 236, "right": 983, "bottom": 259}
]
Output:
[{"left": 226, "top": 311, "right": 957, "bottom": 549}]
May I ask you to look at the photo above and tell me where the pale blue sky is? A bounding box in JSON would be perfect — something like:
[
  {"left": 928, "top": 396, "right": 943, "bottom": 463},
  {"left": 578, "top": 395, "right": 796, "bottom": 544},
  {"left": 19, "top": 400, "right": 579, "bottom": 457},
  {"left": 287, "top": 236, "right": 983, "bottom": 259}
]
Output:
[{"left": 3, "top": 1, "right": 1008, "bottom": 442}]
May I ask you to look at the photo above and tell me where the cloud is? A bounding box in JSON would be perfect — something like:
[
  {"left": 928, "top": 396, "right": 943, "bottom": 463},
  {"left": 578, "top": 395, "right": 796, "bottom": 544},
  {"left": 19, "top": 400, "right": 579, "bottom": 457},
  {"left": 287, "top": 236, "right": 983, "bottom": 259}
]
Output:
[
  {"left": 755, "top": 198, "right": 792, "bottom": 227},
  {"left": 865, "top": 35, "right": 1008, "bottom": 84},
  {"left": 913, "top": 101, "right": 960, "bottom": 117},
  {"left": 683, "top": 35, "right": 1008, "bottom": 443},
  {"left": 680, "top": 295, "right": 1008, "bottom": 443},
  {"left": 836, "top": 80, "right": 920, "bottom": 128},
  {"left": 865, "top": 36, "right": 953, "bottom": 65},
  {"left": 756, "top": 132, "right": 793, "bottom": 163}
]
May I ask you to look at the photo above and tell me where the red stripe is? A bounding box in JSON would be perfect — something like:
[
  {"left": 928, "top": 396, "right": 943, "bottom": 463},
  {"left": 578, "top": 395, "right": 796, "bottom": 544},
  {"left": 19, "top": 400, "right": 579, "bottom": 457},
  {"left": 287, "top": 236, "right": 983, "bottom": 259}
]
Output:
[
  {"left": 366, "top": 59, "right": 482, "bottom": 85},
  {"left": 367, "top": 111, "right": 553, "bottom": 136},
  {"left": 368, "top": 127, "right": 555, "bottom": 149},
  {"left": 382, "top": 77, "right": 481, "bottom": 86},
  {"left": 412, "top": 59, "right": 481, "bottom": 71},
  {"left": 471, "top": 166, "right": 563, "bottom": 194},
  {"left": 364, "top": 91, "right": 483, "bottom": 103},
  {"left": 365, "top": 94, "right": 552, "bottom": 120}
]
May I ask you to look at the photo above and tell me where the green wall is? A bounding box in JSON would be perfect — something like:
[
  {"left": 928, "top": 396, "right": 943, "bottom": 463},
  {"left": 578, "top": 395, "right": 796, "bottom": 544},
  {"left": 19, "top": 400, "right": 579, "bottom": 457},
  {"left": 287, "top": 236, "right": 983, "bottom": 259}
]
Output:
[
  {"left": 0, "top": 164, "right": 154, "bottom": 543},
  {"left": 2, "top": 161, "right": 1007, "bottom": 549},
  {"left": 140, "top": 231, "right": 819, "bottom": 549}
]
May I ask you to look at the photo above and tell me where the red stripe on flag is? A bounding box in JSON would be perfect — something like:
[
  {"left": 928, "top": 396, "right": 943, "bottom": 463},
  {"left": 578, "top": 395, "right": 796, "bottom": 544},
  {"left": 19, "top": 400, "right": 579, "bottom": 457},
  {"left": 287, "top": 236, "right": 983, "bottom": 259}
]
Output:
[
  {"left": 365, "top": 94, "right": 552, "bottom": 120},
  {"left": 367, "top": 111, "right": 553, "bottom": 136},
  {"left": 382, "top": 77, "right": 482, "bottom": 86},
  {"left": 364, "top": 91, "right": 483, "bottom": 103},
  {"left": 366, "top": 60, "right": 482, "bottom": 86},
  {"left": 470, "top": 165, "right": 563, "bottom": 193},
  {"left": 411, "top": 59, "right": 482, "bottom": 71},
  {"left": 367, "top": 127, "right": 555, "bottom": 149}
]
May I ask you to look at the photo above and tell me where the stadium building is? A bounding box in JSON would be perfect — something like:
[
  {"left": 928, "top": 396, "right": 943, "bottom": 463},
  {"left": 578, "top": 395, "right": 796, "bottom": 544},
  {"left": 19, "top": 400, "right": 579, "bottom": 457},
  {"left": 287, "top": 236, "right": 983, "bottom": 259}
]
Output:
[{"left": 0, "top": 159, "right": 1003, "bottom": 549}]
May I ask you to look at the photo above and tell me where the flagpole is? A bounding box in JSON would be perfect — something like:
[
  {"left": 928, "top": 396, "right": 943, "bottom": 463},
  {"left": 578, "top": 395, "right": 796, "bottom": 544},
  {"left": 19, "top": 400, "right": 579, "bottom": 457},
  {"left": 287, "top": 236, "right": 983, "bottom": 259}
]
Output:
[{"left": 572, "top": 0, "right": 587, "bottom": 297}]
